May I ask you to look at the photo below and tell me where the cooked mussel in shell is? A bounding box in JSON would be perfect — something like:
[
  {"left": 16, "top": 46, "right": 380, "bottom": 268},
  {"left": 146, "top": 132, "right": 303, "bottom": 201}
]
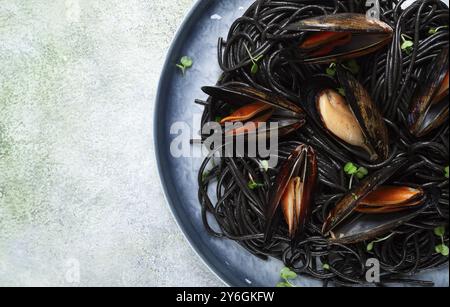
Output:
[
  {"left": 219, "top": 102, "right": 275, "bottom": 136},
  {"left": 356, "top": 185, "right": 425, "bottom": 214},
  {"left": 408, "top": 46, "right": 449, "bottom": 137},
  {"left": 265, "top": 144, "right": 318, "bottom": 241},
  {"left": 287, "top": 13, "right": 393, "bottom": 64},
  {"left": 328, "top": 193, "right": 434, "bottom": 245},
  {"left": 308, "top": 69, "right": 389, "bottom": 162},
  {"left": 202, "top": 85, "right": 305, "bottom": 137},
  {"left": 323, "top": 158, "right": 407, "bottom": 234},
  {"left": 322, "top": 158, "right": 430, "bottom": 244}
]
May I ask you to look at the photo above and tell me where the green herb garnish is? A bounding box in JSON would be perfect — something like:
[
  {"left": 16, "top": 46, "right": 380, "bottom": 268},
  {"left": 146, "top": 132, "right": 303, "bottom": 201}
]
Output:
[
  {"left": 202, "top": 171, "right": 210, "bottom": 183},
  {"left": 276, "top": 282, "right": 293, "bottom": 287},
  {"left": 435, "top": 226, "right": 446, "bottom": 237},
  {"left": 326, "top": 63, "right": 337, "bottom": 77},
  {"left": 280, "top": 267, "right": 297, "bottom": 280},
  {"left": 344, "top": 162, "right": 359, "bottom": 175},
  {"left": 251, "top": 56, "right": 264, "bottom": 75},
  {"left": 322, "top": 263, "right": 330, "bottom": 271},
  {"left": 344, "top": 162, "right": 368, "bottom": 178},
  {"left": 345, "top": 162, "right": 369, "bottom": 188},
  {"left": 429, "top": 25, "right": 448, "bottom": 35},
  {"left": 355, "top": 166, "right": 369, "bottom": 180},
  {"left": 367, "top": 233, "right": 395, "bottom": 252},
  {"left": 176, "top": 56, "right": 193, "bottom": 75},
  {"left": 436, "top": 244, "right": 449, "bottom": 257},
  {"left": 401, "top": 34, "right": 414, "bottom": 55},
  {"left": 434, "top": 226, "right": 449, "bottom": 257},
  {"left": 276, "top": 267, "right": 297, "bottom": 287},
  {"left": 244, "top": 44, "right": 264, "bottom": 75},
  {"left": 248, "top": 180, "right": 264, "bottom": 190}
]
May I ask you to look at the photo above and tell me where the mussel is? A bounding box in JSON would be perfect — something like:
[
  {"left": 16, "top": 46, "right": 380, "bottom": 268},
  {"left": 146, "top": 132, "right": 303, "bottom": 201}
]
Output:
[
  {"left": 219, "top": 102, "right": 274, "bottom": 136},
  {"left": 356, "top": 185, "right": 425, "bottom": 214},
  {"left": 287, "top": 13, "right": 393, "bottom": 64},
  {"left": 307, "top": 69, "right": 389, "bottom": 162},
  {"left": 265, "top": 144, "right": 318, "bottom": 241},
  {"left": 322, "top": 158, "right": 431, "bottom": 244},
  {"left": 328, "top": 195, "right": 433, "bottom": 245},
  {"left": 202, "top": 85, "right": 306, "bottom": 137},
  {"left": 408, "top": 46, "right": 449, "bottom": 137}
]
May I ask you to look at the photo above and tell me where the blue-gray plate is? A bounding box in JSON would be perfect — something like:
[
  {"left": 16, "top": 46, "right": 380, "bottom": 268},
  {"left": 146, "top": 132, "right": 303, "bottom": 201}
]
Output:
[{"left": 154, "top": 0, "right": 449, "bottom": 287}]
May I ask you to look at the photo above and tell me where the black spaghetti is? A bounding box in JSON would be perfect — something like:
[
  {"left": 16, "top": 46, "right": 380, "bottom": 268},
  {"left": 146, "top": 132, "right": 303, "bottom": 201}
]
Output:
[{"left": 196, "top": 0, "right": 449, "bottom": 287}]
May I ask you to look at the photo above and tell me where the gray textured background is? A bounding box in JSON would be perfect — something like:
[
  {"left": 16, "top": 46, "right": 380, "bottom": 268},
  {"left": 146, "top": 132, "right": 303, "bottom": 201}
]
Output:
[
  {"left": 0, "top": 0, "right": 223, "bottom": 287},
  {"left": 1, "top": 0, "right": 448, "bottom": 287}
]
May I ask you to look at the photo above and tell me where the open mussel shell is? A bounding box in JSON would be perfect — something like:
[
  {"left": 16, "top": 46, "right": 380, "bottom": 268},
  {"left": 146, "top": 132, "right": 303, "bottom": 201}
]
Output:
[
  {"left": 219, "top": 102, "right": 272, "bottom": 124},
  {"left": 329, "top": 189, "right": 437, "bottom": 245},
  {"left": 322, "top": 158, "right": 408, "bottom": 235},
  {"left": 337, "top": 69, "right": 389, "bottom": 161},
  {"left": 265, "top": 144, "right": 318, "bottom": 242},
  {"left": 356, "top": 185, "right": 426, "bottom": 214},
  {"left": 408, "top": 46, "right": 449, "bottom": 137},
  {"left": 306, "top": 70, "right": 389, "bottom": 162},
  {"left": 202, "top": 85, "right": 305, "bottom": 137},
  {"left": 222, "top": 118, "right": 305, "bottom": 138},
  {"left": 202, "top": 85, "right": 304, "bottom": 115},
  {"left": 286, "top": 13, "right": 393, "bottom": 64}
]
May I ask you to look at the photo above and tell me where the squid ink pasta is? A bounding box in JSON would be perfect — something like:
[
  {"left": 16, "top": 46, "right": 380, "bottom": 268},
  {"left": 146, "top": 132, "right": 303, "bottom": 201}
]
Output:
[{"left": 196, "top": 0, "right": 449, "bottom": 286}]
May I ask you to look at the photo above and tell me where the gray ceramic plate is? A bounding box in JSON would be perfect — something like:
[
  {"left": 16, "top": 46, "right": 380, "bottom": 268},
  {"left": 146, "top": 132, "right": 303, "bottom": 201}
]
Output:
[{"left": 154, "top": 0, "right": 449, "bottom": 287}]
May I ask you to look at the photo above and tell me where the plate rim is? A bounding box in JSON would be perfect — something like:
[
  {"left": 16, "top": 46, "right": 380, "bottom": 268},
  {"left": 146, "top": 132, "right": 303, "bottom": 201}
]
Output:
[{"left": 154, "top": 0, "right": 236, "bottom": 287}]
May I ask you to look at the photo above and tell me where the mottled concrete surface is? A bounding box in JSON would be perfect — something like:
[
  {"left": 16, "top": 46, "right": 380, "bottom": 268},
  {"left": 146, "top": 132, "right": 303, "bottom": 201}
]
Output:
[{"left": 0, "top": 0, "right": 223, "bottom": 286}]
